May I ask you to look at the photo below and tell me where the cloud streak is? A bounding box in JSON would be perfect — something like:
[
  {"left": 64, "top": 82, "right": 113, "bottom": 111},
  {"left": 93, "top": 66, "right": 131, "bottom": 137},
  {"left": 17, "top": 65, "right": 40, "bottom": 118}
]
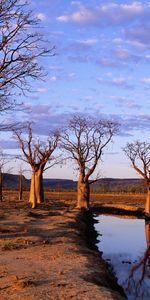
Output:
[{"left": 57, "top": 2, "right": 148, "bottom": 27}]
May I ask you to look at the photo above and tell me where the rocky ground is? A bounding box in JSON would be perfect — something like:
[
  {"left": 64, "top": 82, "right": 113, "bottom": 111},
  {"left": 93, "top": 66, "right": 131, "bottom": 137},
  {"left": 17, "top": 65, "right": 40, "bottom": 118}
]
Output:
[{"left": 0, "top": 192, "right": 144, "bottom": 300}]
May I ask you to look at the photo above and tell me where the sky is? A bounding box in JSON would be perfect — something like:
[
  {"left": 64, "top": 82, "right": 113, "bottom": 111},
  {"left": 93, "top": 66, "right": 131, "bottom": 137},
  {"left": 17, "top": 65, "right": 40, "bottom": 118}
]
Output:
[{"left": 1, "top": 0, "right": 150, "bottom": 180}]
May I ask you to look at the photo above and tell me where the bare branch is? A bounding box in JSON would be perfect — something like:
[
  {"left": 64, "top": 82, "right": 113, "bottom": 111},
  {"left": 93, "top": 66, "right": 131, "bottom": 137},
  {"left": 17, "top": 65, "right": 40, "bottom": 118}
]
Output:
[
  {"left": 13, "top": 123, "right": 60, "bottom": 172},
  {"left": 0, "top": 0, "right": 55, "bottom": 112},
  {"left": 61, "top": 115, "right": 118, "bottom": 181},
  {"left": 123, "top": 141, "right": 150, "bottom": 184}
]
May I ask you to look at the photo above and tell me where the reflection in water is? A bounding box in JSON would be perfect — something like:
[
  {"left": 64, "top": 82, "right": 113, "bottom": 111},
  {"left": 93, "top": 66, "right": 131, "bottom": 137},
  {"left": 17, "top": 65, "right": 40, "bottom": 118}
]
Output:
[
  {"left": 95, "top": 215, "right": 150, "bottom": 300},
  {"left": 126, "top": 222, "right": 150, "bottom": 299}
]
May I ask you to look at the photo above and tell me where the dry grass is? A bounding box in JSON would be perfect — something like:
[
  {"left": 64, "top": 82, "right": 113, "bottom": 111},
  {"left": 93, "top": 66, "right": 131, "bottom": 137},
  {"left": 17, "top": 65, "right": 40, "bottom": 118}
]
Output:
[
  {"left": 1, "top": 239, "right": 17, "bottom": 251},
  {"left": 1, "top": 190, "right": 146, "bottom": 210}
]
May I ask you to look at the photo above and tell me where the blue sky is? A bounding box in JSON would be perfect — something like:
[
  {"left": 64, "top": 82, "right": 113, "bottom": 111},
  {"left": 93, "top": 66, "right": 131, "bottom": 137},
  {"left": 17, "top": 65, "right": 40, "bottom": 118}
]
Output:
[{"left": 1, "top": 0, "right": 150, "bottom": 179}]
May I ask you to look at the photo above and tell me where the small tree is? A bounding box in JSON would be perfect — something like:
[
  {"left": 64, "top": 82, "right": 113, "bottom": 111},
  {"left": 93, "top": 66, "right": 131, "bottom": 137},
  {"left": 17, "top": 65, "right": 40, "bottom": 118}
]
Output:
[
  {"left": 18, "top": 171, "right": 23, "bottom": 201},
  {"left": 123, "top": 141, "right": 150, "bottom": 216},
  {"left": 18, "top": 166, "right": 26, "bottom": 201},
  {"left": 14, "top": 124, "right": 59, "bottom": 208},
  {"left": 0, "top": 0, "right": 54, "bottom": 112},
  {"left": 61, "top": 115, "right": 118, "bottom": 208},
  {"left": 0, "top": 151, "right": 9, "bottom": 201}
]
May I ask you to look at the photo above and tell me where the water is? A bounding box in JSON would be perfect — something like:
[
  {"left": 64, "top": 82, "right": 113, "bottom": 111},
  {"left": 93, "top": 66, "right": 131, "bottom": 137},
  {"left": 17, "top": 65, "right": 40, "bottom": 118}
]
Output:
[{"left": 94, "top": 215, "right": 150, "bottom": 300}]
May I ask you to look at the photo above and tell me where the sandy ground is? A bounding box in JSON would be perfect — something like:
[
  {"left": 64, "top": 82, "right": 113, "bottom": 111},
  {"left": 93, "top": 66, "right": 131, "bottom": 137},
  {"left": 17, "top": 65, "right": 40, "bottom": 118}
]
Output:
[{"left": 0, "top": 192, "right": 142, "bottom": 300}]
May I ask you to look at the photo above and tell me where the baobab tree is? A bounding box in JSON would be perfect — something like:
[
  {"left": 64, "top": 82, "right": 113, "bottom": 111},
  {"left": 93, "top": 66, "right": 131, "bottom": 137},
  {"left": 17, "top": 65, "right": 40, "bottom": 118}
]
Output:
[
  {"left": 61, "top": 115, "right": 118, "bottom": 209},
  {"left": 124, "top": 141, "right": 150, "bottom": 217},
  {"left": 0, "top": 0, "right": 54, "bottom": 112},
  {"left": 13, "top": 124, "right": 59, "bottom": 208}
]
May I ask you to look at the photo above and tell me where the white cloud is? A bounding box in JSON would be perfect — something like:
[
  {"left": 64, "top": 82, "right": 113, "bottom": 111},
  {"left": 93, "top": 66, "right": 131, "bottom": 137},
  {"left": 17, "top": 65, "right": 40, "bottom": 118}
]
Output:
[
  {"left": 112, "top": 77, "right": 128, "bottom": 86},
  {"left": 96, "top": 57, "right": 118, "bottom": 68},
  {"left": 37, "top": 87, "right": 48, "bottom": 93},
  {"left": 113, "top": 46, "right": 141, "bottom": 63},
  {"left": 49, "top": 66, "right": 63, "bottom": 72},
  {"left": 113, "top": 38, "right": 123, "bottom": 44},
  {"left": 77, "top": 38, "right": 98, "bottom": 45},
  {"left": 96, "top": 77, "right": 103, "bottom": 83},
  {"left": 127, "top": 40, "right": 147, "bottom": 50},
  {"left": 84, "top": 95, "right": 94, "bottom": 101},
  {"left": 36, "top": 13, "right": 47, "bottom": 21},
  {"left": 49, "top": 76, "right": 58, "bottom": 82},
  {"left": 57, "top": 2, "right": 147, "bottom": 26},
  {"left": 125, "top": 26, "right": 150, "bottom": 49},
  {"left": 115, "top": 48, "right": 130, "bottom": 60},
  {"left": 141, "top": 78, "right": 150, "bottom": 84},
  {"left": 106, "top": 72, "right": 113, "bottom": 77},
  {"left": 57, "top": 15, "right": 70, "bottom": 22},
  {"left": 68, "top": 72, "right": 76, "bottom": 79},
  {"left": 111, "top": 96, "right": 142, "bottom": 110}
]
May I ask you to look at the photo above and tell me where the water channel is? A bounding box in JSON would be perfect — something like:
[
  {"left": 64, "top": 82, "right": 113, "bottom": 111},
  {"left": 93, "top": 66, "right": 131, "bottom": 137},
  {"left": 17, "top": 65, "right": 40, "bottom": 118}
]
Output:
[{"left": 94, "top": 215, "right": 150, "bottom": 300}]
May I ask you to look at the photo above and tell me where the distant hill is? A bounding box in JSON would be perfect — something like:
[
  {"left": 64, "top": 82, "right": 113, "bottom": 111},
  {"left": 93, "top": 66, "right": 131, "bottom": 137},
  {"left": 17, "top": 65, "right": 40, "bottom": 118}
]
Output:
[
  {"left": 42, "top": 178, "right": 76, "bottom": 190},
  {"left": 1, "top": 173, "right": 146, "bottom": 193},
  {"left": 1, "top": 173, "right": 76, "bottom": 190},
  {"left": 2, "top": 173, "right": 29, "bottom": 189},
  {"left": 91, "top": 178, "right": 146, "bottom": 193}
]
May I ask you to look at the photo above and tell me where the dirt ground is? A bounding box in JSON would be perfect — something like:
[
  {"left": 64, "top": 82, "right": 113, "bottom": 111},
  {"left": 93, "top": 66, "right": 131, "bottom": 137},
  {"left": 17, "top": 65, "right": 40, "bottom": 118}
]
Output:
[{"left": 0, "top": 191, "right": 144, "bottom": 300}]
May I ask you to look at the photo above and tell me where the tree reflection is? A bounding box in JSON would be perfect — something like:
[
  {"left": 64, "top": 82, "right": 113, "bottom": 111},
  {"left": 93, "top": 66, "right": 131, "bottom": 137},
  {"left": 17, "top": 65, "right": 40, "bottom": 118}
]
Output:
[{"left": 126, "top": 221, "right": 150, "bottom": 299}]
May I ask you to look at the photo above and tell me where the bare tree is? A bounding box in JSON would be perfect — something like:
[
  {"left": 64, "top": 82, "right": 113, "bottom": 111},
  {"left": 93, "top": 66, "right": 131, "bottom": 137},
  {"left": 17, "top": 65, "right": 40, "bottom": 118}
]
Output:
[
  {"left": 123, "top": 141, "right": 150, "bottom": 216},
  {"left": 13, "top": 124, "right": 60, "bottom": 208},
  {"left": 0, "top": 150, "right": 10, "bottom": 201},
  {"left": 0, "top": 0, "right": 54, "bottom": 112},
  {"left": 18, "top": 165, "right": 26, "bottom": 201},
  {"left": 18, "top": 170, "right": 23, "bottom": 201},
  {"left": 61, "top": 115, "right": 118, "bottom": 209}
]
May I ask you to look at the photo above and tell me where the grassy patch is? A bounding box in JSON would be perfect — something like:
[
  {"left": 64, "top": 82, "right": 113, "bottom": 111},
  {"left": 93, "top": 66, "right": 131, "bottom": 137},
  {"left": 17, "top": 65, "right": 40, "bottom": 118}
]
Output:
[{"left": 1, "top": 239, "right": 18, "bottom": 250}]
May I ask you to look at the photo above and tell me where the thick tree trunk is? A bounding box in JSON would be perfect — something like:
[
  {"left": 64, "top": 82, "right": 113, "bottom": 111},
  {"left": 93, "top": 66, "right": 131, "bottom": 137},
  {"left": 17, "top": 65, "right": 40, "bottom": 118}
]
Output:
[
  {"left": 77, "top": 175, "right": 90, "bottom": 208},
  {"left": 29, "top": 172, "right": 36, "bottom": 208},
  {"left": 18, "top": 174, "right": 23, "bottom": 201},
  {"left": 29, "top": 169, "right": 44, "bottom": 208},
  {"left": 145, "top": 186, "right": 150, "bottom": 216},
  {"left": 145, "top": 222, "right": 150, "bottom": 247},
  {"left": 36, "top": 171, "right": 44, "bottom": 204}
]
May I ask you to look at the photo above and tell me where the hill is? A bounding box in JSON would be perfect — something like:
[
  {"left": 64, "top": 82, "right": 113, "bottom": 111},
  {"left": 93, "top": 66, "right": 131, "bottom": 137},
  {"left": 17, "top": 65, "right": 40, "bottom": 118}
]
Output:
[
  {"left": 1, "top": 173, "right": 146, "bottom": 193},
  {"left": 1, "top": 173, "right": 76, "bottom": 190},
  {"left": 91, "top": 178, "right": 146, "bottom": 193}
]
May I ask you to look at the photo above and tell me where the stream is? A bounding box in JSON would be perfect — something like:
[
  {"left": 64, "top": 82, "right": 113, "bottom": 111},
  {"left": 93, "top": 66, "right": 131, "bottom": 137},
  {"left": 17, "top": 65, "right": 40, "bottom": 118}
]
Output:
[{"left": 94, "top": 215, "right": 150, "bottom": 300}]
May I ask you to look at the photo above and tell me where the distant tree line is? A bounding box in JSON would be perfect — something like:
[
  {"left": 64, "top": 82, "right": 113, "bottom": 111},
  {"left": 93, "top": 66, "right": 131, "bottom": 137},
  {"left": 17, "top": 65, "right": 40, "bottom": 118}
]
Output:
[{"left": 91, "top": 182, "right": 146, "bottom": 194}]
